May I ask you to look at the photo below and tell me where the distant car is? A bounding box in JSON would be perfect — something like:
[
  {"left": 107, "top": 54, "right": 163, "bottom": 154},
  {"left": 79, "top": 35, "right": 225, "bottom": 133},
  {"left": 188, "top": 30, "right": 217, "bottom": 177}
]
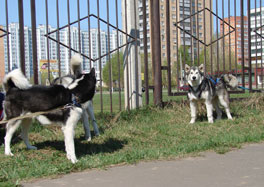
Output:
[{"left": 179, "top": 85, "right": 189, "bottom": 91}]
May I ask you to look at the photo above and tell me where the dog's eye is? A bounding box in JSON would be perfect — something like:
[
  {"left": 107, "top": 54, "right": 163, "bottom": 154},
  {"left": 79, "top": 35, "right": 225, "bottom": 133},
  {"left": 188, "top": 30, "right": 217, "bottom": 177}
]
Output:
[
  {"left": 196, "top": 72, "right": 198, "bottom": 74},
  {"left": 190, "top": 72, "right": 193, "bottom": 74}
]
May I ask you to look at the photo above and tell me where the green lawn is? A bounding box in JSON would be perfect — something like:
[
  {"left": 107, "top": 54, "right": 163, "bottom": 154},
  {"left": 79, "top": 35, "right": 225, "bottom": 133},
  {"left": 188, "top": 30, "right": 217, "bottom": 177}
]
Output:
[
  {"left": 0, "top": 92, "right": 264, "bottom": 186},
  {"left": 92, "top": 90, "right": 250, "bottom": 112}
]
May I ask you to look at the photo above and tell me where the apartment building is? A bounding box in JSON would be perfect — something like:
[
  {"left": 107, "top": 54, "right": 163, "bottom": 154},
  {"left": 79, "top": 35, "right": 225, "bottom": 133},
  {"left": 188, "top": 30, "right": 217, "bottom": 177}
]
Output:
[
  {"left": 250, "top": 7, "right": 264, "bottom": 65},
  {"left": 4, "top": 23, "right": 32, "bottom": 78},
  {"left": 138, "top": 0, "right": 212, "bottom": 62},
  {"left": 220, "top": 16, "right": 249, "bottom": 65},
  {"left": 3, "top": 23, "right": 122, "bottom": 80}
]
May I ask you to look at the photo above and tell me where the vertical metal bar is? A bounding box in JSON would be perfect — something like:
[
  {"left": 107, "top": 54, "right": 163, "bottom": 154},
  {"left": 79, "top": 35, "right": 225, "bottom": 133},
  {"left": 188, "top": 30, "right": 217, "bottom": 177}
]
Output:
[
  {"left": 106, "top": 0, "right": 113, "bottom": 113},
  {"left": 176, "top": 0, "right": 180, "bottom": 92},
  {"left": 125, "top": 0, "right": 130, "bottom": 110},
  {"left": 196, "top": 0, "right": 200, "bottom": 65},
  {"left": 190, "top": 0, "right": 194, "bottom": 66},
  {"left": 97, "top": 0, "right": 103, "bottom": 112},
  {"left": 228, "top": 0, "right": 231, "bottom": 72},
  {"left": 5, "top": 0, "right": 10, "bottom": 72},
  {"left": 234, "top": 0, "right": 238, "bottom": 77},
  {"left": 222, "top": 0, "right": 225, "bottom": 73},
  {"left": 18, "top": 0, "right": 25, "bottom": 74},
  {"left": 165, "top": 0, "right": 171, "bottom": 95},
  {"left": 150, "top": 0, "right": 162, "bottom": 106},
  {"left": 142, "top": 0, "right": 149, "bottom": 105},
  {"left": 56, "top": 0, "right": 61, "bottom": 78},
  {"left": 45, "top": 0, "right": 50, "bottom": 81},
  {"left": 247, "top": 0, "right": 252, "bottom": 90},
  {"left": 77, "top": 0, "right": 81, "bottom": 55},
  {"left": 203, "top": 0, "right": 206, "bottom": 72},
  {"left": 31, "top": 0, "right": 38, "bottom": 84},
  {"left": 183, "top": 0, "right": 186, "bottom": 68},
  {"left": 261, "top": 0, "right": 263, "bottom": 89},
  {"left": 255, "top": 0, "right": 258, "bottom": 88},
  {"left": 216, "top": 0, "right": 219, "bottom": 75},
  {"left": 67, "top": 0, "right": 72, "bottom": 73},
  {"left": 210, "top": 0, "right": 213, "bottom": 74},
  {"left": 133, "top": 0, "right": 139, "bottom": 108},
  {"left": 115, "top": 0, "right": 121, "bottom": 110},
  {"left": 241, "top": 0, "right": 245, "bottom": 88},
  {"left": 87, "top": 0, "right": 92, "bottom": 70}
]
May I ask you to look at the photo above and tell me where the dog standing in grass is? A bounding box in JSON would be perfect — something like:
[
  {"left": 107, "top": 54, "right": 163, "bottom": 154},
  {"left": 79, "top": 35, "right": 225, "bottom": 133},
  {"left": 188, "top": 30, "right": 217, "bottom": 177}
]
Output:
[
  {"left": 185, "top": 64, "right": 238, "bottom": 124},
  {"left": 3, "top": 67, "right": 96, "bottom": 163},
  {"left": 52, "top": 54, "right": 100, "bottom": 141}
]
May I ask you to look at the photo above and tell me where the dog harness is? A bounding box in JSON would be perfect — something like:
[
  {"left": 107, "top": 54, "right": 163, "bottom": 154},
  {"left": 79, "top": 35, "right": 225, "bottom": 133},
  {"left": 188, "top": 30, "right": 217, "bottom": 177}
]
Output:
[
  {"left": 208, "top": 77, "right": 221, "bottom": 86},
  {"left": 188, "top": 76, "right": 216, "bottom": 99},
  {"left": 71, "top": 94, "right": 81, "bottom": 107}
]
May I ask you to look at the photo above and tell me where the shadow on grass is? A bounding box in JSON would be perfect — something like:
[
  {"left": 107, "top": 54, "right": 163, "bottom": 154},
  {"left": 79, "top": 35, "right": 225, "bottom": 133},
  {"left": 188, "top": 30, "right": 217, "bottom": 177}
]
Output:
[
  {"left": 0, "top": 126, "right": 23, "bottom": 146},
  {"left": 33, "top": 137, "right": 127, "bottom": 158},
  {"left": 195, "top": 111, "right": 239, "bottom": 122}
]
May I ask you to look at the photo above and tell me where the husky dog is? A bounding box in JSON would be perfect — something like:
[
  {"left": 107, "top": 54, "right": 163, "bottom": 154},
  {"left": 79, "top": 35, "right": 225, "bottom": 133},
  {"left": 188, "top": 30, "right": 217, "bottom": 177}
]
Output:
[
  {"left": 185, "top": 64, "right": 238, "bottom": 124},
  {"left": 3, "top": 67, "right": 96, "bottom": 163},
  {"left": 52, "top": 54, "right": 100, "bottom": 141}
]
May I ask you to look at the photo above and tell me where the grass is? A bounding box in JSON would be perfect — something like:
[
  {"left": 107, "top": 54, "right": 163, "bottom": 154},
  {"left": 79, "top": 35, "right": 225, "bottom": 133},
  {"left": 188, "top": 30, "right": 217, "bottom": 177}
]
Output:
[
  {"left": 1, "top": 92, "right": 264, "bottom": 186},
  {"left": 92, "top": 89, "right": 251, "bottom": 112}
]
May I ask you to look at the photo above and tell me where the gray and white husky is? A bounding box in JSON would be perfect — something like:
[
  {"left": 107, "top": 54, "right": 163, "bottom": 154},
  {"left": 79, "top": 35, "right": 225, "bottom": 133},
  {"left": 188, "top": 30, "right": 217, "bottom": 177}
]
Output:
[
  {"left": 185, "top": 64, "right": 238, "bottom": 124},
  {"left": 52, "top": 54, "right": 99, "bottom": 141}
]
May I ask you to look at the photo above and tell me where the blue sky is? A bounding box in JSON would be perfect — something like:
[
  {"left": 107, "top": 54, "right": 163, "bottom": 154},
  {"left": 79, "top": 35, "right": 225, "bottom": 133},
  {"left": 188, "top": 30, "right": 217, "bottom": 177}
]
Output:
[
  {"left": 0, "top": 0, "right": 263, "bottom": 32},
  {"left": 0, "top": 0, "right": 122, "bottom": 31}
]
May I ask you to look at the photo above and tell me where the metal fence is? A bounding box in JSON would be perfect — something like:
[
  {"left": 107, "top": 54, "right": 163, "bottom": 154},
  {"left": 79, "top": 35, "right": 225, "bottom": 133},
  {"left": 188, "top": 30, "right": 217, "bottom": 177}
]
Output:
[
  {"left": 0, "top": 0, "right": 264, "bottom": 111},
  {"left": 144, "top": 0, "right": 264, "bottom": 106}
]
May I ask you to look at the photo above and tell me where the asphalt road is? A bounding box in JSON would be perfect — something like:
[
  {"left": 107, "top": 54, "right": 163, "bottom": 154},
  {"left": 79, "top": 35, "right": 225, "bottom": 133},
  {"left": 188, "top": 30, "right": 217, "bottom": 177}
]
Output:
[{"left": 23, "top": 143, "right": 264, "bottom": 187}]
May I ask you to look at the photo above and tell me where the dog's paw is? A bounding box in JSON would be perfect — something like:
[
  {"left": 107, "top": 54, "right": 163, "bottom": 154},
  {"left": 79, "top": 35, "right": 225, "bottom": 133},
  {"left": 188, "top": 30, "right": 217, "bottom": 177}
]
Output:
[
  {"left": 190, "top": 118, "right": 196, "bottom": 124},
  {"left": 86, "top": 137, "right": 92, "bottom": 142},
  {"left": 67, "top": 154, "right": 78, "bottom": 164},
  {"left": 208, "top": 120, "right": 214, "bottom": 123},
  {"left": 71, "top": 158, "right": 78, "bottom": 164},
  {"left": 5, "top": 151, "right": 14, "bottom": 156},
  {"left": 228, "top": 116, "right": 233, "bottom": 120},
  {"left": 27, "top": 145, "right": 37, "bottom": 150}
]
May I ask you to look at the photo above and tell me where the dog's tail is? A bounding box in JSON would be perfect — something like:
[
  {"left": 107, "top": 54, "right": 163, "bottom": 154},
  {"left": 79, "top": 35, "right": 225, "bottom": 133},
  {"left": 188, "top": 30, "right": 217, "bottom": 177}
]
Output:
[
  {"left": 223, "top": 74, "right": 238, "bottom": 89},
  {"left": 70, "top": 53, "right": 82, "bottom": 76},
  {"left": 3, "top": 69, "right": 31, "bottom": 92}
]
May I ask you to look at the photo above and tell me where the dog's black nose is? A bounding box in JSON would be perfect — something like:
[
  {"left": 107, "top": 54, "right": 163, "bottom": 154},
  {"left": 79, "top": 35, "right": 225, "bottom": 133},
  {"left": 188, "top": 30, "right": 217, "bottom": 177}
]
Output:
[{"left": 192, "top": 76, "right": 196, "bottom": 80}]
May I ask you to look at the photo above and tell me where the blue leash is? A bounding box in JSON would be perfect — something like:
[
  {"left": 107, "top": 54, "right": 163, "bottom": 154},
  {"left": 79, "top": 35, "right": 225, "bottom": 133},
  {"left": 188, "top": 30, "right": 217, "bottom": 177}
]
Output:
[{"left": 238, "top": 86, "right": 250, "bottom": 90}]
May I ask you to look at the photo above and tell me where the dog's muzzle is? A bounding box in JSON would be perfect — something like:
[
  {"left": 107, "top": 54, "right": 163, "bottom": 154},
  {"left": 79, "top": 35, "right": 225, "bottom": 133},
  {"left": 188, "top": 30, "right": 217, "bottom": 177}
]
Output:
[{"left": 192, "top": 76, "right": 197, "bottom": 80}]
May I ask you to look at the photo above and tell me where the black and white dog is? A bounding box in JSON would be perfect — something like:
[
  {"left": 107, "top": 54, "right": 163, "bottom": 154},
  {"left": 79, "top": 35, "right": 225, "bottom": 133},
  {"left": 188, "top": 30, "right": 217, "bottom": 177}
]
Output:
[
  {"left": 3, "top": 66, "right": 96, "bottom": 163},
  {"left": 185, "top": 64, "right": 238, "bottom": 124},
  {"left": 52, "top": 54, "right": 100, "bottom": 141}
]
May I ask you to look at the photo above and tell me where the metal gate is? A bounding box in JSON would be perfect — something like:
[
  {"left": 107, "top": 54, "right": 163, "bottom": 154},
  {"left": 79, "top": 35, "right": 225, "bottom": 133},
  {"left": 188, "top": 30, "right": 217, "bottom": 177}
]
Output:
[
  {"left": 1, "top": 0, "right": 264, "bottom": 109},
  {"left": 0, "top": 0, "right": 141, "bottom": 113},
  {"left": 142, "top": 0, "right": 264, "bottom": 105}
]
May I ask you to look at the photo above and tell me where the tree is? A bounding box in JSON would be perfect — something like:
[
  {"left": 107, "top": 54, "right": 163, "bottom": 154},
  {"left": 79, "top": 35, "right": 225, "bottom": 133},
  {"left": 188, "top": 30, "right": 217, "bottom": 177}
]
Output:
[{"left": 102, "top": 52, "right": 124, "bottom": 89}]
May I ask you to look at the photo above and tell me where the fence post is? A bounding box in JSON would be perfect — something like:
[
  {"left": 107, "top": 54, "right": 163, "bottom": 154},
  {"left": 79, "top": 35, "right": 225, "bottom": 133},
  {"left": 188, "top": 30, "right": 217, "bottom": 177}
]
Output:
[
  {"left": 150, "top": 0, "right": 162, "bottom": 106},
  {"left": 122, "top": 0, "right": 142, "bottom": 109},
  {"left": 247, "top": 0, "right": 252, "bottom": 91},
  {"left": 31, "top": 0, "right": 38, "bottom": 84},
  {"left": 18, "top": 0, "right": 25, "bottom": 75}
]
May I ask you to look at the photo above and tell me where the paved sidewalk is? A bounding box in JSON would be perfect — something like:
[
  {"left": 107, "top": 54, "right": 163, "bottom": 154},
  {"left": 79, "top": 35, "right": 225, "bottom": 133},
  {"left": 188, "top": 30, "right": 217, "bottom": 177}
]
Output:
[{"left": 23, "top": 143, "right": 264, "bottom": 187}]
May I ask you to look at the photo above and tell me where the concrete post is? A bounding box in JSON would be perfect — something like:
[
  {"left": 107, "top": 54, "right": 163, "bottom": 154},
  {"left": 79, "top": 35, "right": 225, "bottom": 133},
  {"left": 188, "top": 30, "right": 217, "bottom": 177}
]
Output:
[{"left": 122, "top": 0, "right": 142, "bottom": 109}]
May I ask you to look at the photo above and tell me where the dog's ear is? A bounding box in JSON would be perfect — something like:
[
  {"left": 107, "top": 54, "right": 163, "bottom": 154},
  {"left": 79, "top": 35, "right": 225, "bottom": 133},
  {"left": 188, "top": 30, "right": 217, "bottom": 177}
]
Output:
[
  {"left": 185, "top": 64, "right": 190, "bottom": 73},
  {"left": 199, "top": 64, "right": 204, "bottom": 73},
  {"left": 90, "top": 68, "right": 95, "bottom": 77}
]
